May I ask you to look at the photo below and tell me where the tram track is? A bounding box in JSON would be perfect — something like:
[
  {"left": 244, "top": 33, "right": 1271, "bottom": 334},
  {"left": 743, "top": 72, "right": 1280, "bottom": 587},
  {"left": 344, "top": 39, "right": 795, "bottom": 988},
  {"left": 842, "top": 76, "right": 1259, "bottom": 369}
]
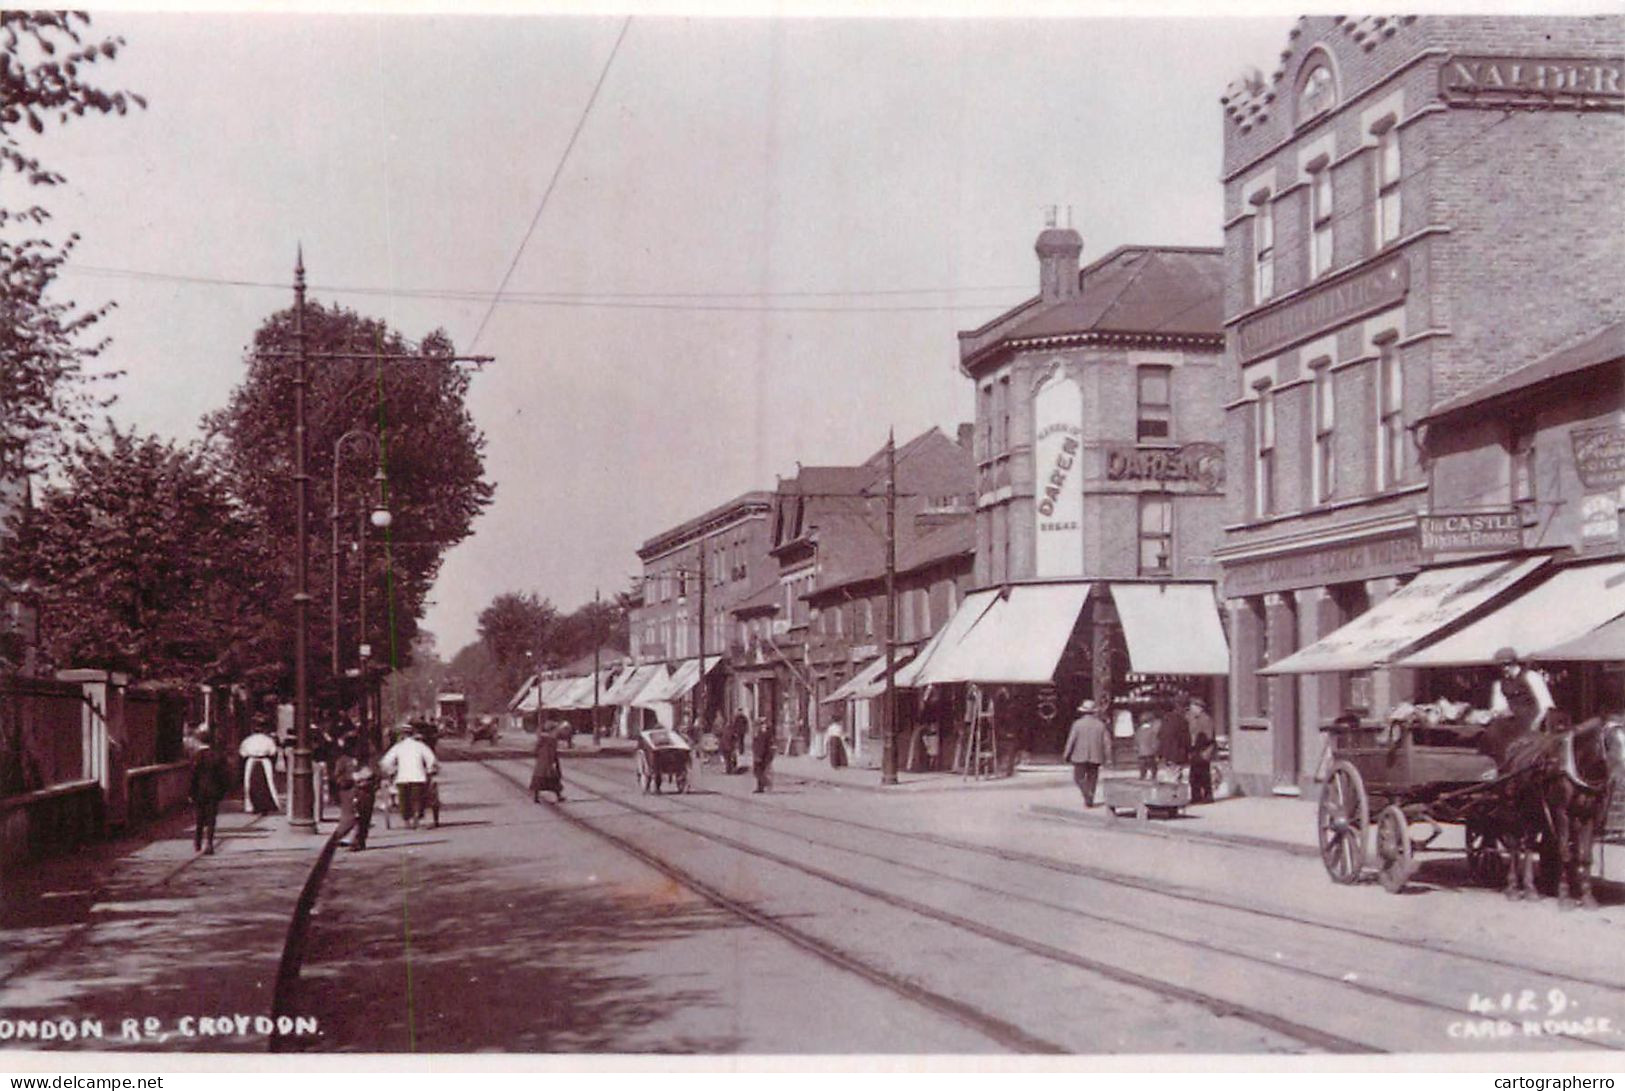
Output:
[
  {"left": 476, "top": 756, "right": 1381, "bottom": 1054},
  {"left": 549, "top": 762, "right": 1622, "bottom": 1052},
  {"left": 595, "top": 756, "right": 1625, "bottom": 999},
  {"left": 555, "top": 757, "right": 1625, "bottom": 1054}
]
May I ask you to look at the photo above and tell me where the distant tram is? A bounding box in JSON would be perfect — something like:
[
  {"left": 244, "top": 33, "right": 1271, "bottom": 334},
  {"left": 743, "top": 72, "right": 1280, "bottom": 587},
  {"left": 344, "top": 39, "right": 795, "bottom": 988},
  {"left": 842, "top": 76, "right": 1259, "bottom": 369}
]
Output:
[{"left": 436, "top": 692, "right": 469, "bottom": 736}]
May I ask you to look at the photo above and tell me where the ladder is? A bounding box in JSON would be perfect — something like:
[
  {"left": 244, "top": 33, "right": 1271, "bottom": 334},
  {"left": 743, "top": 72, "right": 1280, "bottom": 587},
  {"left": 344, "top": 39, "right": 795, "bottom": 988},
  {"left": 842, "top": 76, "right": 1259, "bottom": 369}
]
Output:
[{"left": 962, "top": 685, "right": 999, "bottom": 781}]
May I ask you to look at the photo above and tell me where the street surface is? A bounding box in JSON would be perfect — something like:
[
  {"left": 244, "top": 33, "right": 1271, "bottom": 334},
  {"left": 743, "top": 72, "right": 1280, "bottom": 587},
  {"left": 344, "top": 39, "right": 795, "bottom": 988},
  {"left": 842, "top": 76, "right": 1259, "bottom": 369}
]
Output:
[{"left": 273, "top": 748, "right": 1625, "bottom": 1055}]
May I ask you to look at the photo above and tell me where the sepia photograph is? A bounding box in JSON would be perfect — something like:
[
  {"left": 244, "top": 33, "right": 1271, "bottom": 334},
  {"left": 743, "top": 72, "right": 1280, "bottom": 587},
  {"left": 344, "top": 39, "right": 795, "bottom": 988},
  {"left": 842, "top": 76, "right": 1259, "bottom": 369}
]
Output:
[{"left": 1, "top": 2, "right": 1623, "bottom": 1071}]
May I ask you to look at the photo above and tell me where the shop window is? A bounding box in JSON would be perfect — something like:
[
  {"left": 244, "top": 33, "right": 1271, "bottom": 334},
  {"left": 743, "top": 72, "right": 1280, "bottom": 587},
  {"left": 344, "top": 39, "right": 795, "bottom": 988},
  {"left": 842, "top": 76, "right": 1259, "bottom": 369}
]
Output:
[
  {"left": 1508, "top": 418, "right": 1537, "bottom": 504},
  {"left": 1249, "top": 597, "right": 1271, "bottom": 718},
  {"left": 1312, "top": 361, "right": 1336, "bottom": 504},
  {"left": 1137, "top": 365, "right": 1172, "bottom": 442},
  {"left": 1309, "top": 160, "right": 1333, "bottom": 278},
  {"left": 1251, "top": 193, "right": 1275, "bottom": 303},
  {"left": 1253, "top": 382, "right": 1276, "bottom": 517},
  {"left": 1138, "top": 495, "right": 1173, "bottom": 576},
  {"left": 1373, "top": 119, "right": 1401, "bottom": 249},
  {"left": 1376, "top": 339, "right": 1404, "bottom": 489}
]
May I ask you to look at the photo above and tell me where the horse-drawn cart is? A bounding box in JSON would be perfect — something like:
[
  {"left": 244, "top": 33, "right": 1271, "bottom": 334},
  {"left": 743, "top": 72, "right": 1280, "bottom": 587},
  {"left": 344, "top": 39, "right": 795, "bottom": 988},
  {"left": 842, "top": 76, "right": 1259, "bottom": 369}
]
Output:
[
  {"left": 1317, "top": 714, "right": 1507, "bottom": 893},
  {"left": 1318, "top": 709, "right": 1625, "bottom": 898},
  {"left": 635, "top": 728, "right": 692, "bottom": 794}
]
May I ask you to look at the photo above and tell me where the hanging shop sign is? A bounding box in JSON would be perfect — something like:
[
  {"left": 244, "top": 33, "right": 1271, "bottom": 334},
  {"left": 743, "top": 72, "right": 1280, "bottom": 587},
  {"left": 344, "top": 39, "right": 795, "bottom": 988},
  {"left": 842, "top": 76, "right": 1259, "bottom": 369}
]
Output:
[
  {"left": 1440, "top": 55, "right": 1625, "bottom": 111},
  {"left": 1103, "top": 442, "right": 1225, "bottom": 491},
  {"left": 1033, "top": 370, "right": 1086, "bottom": 578},
  {"left": 1572, "top": 423, "right": 1625, "bottom": 489},
  {"left": 1236, "top": 256, "right": 1408, "bottom": 363},
  {"left": 1419, "top": 510, "right": 1524, "bottom": 555},
  {"left": 1580, "top": 493, "right": 1622, "bottom": 545}
]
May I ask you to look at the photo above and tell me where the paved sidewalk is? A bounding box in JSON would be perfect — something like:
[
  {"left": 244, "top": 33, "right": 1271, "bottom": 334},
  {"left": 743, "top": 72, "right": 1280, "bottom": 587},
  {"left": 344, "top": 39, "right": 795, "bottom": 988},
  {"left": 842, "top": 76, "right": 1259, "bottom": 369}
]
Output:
[{"left": 1, "top": 802, "right": 329, "bottom": 1052}]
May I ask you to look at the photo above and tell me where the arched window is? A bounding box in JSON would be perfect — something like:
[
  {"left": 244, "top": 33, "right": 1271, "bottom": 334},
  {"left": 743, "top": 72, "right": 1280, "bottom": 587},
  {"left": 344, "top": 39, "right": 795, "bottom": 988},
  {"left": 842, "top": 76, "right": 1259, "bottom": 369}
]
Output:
[{"left": 1296, "top": 57, "right": 1338, "bottom": 126}]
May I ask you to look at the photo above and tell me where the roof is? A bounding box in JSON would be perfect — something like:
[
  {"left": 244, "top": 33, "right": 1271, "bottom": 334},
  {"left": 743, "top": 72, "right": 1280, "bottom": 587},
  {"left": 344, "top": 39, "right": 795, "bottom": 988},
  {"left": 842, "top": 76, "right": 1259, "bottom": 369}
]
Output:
[
  {"left": 960, "top": 246, "right": 1225, "bottom": 373},
  {"left": 637, "top": 489, "right": 774, "bottom": 559},
  {"left": 809, "top": 513, "right": 974, "bottom": 599},
  {"left": 1421, "top": 321, "right": 1625, "bottom": 424},
  {"left": 784, "top": 466, "right": 878, "bottom": 496},
  {"left": 731, "top": 579, "right": 783, "bottom": 617}
]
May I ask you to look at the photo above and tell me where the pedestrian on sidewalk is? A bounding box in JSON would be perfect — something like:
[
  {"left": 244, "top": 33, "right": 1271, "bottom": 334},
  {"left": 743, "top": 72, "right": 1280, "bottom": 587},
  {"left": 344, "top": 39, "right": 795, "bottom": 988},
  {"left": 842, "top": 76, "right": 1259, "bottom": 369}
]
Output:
[
  {"left": 332, "top": 736, "right": 378, "bottom": 850},
  {"left": 1189, "top": 729, "right": 1215, "bottom": 805},
  {"left": 723, "top": 713, "right": 746, "bottom": 775},
  {"left": 239, "top": 723, "right": 281, "bottom": 815},
  {"left": 1159, "top": 695, "right": 1190, "bottom": 782},
  {"left": 529, "top": 723, "right": 565, "bottom": 803},
  {"left": 1135, "top": 713, "right": 1161, "bottom": 781},
  {"left": 1061, "top": 699, "right": 1109, "bottom": 807},
  {"left": 380, "top": 725, "right": 438, "bottom": 829},
  {"left": 751, "top": 720, "right": 775, "bottom": 793},
  {"left": 187, "top": 727, "right": 231, "bottom": 854},
  {"left": 825, "top": 720, "right": 848, "bottom": 769}
]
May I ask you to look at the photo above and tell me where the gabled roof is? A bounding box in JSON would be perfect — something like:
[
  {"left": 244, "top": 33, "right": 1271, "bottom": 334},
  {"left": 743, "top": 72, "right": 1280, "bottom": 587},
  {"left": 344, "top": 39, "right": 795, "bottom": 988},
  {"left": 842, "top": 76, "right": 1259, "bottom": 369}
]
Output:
[
  {"left": 808, "top": 513, "right": 974, "bottom": 599},
  {"left": 960, "top": 246, "right": 1224, "bottom": 374},
  {"left": 1421, "top": 321, "right": 1625, "bottom": 424}
]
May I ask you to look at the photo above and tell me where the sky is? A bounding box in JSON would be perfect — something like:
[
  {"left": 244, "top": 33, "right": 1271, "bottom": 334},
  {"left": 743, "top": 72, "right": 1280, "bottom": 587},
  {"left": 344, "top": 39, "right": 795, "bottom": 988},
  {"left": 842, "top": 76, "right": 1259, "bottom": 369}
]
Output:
[{"left": 22, "top": 8, "right": 1304, "bottom": 655}]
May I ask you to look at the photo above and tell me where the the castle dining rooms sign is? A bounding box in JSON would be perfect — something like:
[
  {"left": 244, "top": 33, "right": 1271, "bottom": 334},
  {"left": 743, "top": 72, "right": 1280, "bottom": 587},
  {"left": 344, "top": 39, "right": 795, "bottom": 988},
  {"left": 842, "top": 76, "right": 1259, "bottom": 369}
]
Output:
[{"left": 1236, "top": 256, "right": 1409, "bottom": 363}]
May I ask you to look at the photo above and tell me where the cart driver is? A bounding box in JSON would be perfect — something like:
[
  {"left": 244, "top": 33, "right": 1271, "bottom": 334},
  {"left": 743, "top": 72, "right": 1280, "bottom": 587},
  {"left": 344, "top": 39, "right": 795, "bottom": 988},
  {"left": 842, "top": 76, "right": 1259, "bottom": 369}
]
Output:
[{"left": 1489, "top": 647, "right": 1555, "bottom": 735}]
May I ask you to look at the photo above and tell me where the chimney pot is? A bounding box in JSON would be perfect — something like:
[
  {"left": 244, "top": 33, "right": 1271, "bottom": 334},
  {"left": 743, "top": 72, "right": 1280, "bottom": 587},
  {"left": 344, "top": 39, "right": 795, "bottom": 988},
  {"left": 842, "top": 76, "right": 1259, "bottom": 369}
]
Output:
[{"left": 1035, "top": 221, "right": 1083, "bottom": 303}]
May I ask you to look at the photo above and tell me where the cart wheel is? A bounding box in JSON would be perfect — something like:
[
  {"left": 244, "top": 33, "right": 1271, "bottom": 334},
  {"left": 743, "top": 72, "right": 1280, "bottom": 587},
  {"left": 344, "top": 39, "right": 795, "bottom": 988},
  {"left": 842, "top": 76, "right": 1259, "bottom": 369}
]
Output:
[
  {"left": 1318, "top": 761, "right": 1369, "bottom": 884},
  {"left": 1376, "top": 804, "right": 1414, "bottom": 894},
  {"left": 430, "top": 787, "right": 440, "bottom": 829},
  {"left": 636, "top": 751, "right": 651, "bottom": 794},
  {"left": 1465, "top": 823, "right": 1504, "bottom": 887}
]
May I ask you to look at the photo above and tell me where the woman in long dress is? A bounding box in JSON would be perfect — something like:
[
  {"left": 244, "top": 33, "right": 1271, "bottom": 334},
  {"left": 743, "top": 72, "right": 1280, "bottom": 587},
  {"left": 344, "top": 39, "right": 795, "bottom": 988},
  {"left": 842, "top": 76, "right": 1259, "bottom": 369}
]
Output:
[{"left": 530, "top": 729, "right": 565, "bottom": 803}]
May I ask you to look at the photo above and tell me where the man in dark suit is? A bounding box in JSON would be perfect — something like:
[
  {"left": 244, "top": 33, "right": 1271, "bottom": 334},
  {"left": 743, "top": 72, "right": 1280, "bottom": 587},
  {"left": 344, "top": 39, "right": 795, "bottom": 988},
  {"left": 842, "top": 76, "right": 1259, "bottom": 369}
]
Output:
[
  {"left": 751, "top": 720, "right": 775, "bottom": 794},
  {"left": 187, "top": 728, "right": 232, "bottom": 855}
]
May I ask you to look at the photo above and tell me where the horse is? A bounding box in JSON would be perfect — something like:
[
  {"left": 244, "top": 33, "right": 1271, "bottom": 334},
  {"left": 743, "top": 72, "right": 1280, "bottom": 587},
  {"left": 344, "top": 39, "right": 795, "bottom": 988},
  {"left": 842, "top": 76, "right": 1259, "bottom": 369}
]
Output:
[{"left": 1479, "top": 711, "right": 1625, "bottom": 908}]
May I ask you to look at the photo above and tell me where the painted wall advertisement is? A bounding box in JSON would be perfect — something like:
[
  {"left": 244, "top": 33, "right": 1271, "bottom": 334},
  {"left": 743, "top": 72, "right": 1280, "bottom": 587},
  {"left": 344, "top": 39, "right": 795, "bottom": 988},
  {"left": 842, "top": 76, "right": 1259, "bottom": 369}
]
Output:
[{"left": 1033, "top": 371, "right": 1084, "bottom": 577}]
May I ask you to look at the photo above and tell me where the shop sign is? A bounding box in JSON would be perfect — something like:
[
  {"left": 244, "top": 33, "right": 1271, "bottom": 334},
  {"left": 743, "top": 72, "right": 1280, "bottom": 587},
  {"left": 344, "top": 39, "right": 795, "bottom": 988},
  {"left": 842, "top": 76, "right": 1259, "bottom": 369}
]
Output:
[
  {"left": 1572, "top": 423, "right": 1625, "bottom": 489},
  {"left": 1440, "top": 55, "right": 1625, "bottom": 111},
  {"left": 1236, "top": 256, "right": 1408, "bottom": 363},
  {"left": 1222, "top": 532, "right": 1421, "bottom": 597},
  {"left": 1104, "top": 442, "right": 1225, "bottom": 491},
  {"left": 1580, "top": 493, "right": 1621, "bottom": 544},
  {"left": 1033, "top": 370, "right": 1086, "bottom": 577},
  {"left": 1419, "top": 510, "right": 1523, "bottom": 554}
]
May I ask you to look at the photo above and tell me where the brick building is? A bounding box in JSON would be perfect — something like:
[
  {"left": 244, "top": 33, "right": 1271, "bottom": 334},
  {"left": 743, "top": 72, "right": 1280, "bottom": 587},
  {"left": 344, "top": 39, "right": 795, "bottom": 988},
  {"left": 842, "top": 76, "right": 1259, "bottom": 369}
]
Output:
[
  {"left": 630, "top": 489, "right": 775, "bottom": 728},
  {"left": 1213, "top": 16, "right": 1625, "bottom": 795},
  {"left": 729, "top": 427, "right": 974, "bottom": 752},
  {"left": 913, "top": 224, "right": 1232, "bottom": 759}
]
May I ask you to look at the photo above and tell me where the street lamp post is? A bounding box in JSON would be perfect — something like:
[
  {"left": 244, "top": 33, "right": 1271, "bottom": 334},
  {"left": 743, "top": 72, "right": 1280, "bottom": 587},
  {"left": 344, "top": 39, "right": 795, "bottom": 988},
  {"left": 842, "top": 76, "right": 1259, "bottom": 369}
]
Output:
[
  {"left": 272, "top": 250, "right": 493, "bottom": 832},
  {"left": 330, "top": 432, "right": 392, "bottom": 745}
]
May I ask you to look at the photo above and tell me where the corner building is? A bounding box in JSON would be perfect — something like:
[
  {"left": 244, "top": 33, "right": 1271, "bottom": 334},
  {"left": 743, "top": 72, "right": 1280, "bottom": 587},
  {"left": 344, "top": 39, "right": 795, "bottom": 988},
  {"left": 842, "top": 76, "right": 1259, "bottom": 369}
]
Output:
[{"left": 1215, "top": 15, "right": 1625, "bottom": 795}]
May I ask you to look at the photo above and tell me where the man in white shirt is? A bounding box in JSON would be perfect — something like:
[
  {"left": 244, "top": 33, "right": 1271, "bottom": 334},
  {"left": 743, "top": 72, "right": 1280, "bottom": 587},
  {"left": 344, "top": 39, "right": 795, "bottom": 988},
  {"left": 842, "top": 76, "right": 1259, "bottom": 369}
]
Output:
[
  {"left": 1489, "top": 646, "right": 1555, "bottom": 734},
  {"left": 380, "top": 727, "right": 439, "bottom": 829}
]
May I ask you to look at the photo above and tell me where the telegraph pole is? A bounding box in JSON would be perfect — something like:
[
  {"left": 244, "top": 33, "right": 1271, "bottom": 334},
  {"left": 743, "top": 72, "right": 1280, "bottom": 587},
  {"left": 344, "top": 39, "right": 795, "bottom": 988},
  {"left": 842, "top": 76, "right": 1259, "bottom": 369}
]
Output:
[
  {"left": 696, "top": 534, "right": 707, "bottom": 732},
  {"left": 592, "top": 588, "right": 602, "bottom": 744},
  {"left": 881, "top": 430, "right": 899, "bottom": 786}
]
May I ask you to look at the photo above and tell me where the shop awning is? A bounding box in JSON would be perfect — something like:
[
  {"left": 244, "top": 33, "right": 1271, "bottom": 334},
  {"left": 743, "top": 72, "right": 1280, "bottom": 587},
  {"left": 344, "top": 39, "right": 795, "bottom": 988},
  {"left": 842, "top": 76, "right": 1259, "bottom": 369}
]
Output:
[
  {"left": 916, "top": 583, "right": 1091, "bottom": 686},
  {"left": 634, "top": 657, "right": 720, "bottom": 707},
  {"left": 1257, "top": 555, "right": 1548, "bottom": 675},
  {"left": 509, "top": 674, "right": 541, "bottom": 713},
  {"left": 1536, "top": 613, "right": 1625, "bottom": 662},
  {"left": 822, "top": 651, "right": 916, "bottom": 704},
  {"left": 1109, "top": 583, "right": 1230, "bottom": 675},
  {"left": 534, "top": 678, "right": 571, "bottom": 707},
  {"left": 602, "top": 664, "right": 660, "bottom": 705},
  {"left": 893, "top": 625, "right": 951, "bottom": 689},
  {"left": 555, "top": 670, "right": 616, "bottom": 710},
  {"left": 1397, "top": 560, "right": 1625, "bottom": 668}
]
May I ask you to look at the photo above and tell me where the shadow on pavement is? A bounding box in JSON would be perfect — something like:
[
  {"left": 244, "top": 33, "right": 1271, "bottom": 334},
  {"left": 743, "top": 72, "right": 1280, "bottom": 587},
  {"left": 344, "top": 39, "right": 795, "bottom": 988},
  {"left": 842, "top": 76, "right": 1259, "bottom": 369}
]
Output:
[{"left": 290, "top": 856, "right": 742, "bottom": 1053}]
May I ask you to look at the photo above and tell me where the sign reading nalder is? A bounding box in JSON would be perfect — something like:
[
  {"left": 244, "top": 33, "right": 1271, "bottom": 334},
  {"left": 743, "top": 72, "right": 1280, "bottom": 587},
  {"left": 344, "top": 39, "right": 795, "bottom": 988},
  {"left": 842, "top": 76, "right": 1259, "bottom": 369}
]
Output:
[
  {"left": 1419, "top": 510, "right": 1523, "bottom": 554},
  {"left": 1441, "top": 55, "right": 1624, "bottom": 110}
]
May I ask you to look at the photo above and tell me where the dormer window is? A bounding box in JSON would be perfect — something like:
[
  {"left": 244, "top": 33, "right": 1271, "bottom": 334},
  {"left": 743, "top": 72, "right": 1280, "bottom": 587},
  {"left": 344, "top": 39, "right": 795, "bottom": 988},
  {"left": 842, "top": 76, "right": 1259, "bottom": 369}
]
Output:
[{"left": 1297, "top": 62, "right": 1337, "bottom": 125}]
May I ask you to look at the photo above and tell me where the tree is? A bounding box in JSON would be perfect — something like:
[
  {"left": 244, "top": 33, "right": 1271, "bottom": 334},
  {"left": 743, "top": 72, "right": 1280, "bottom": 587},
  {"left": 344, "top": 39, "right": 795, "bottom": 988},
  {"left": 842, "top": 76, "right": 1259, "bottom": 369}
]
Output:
[
  {"left": 1, "top": 426, "right": 270, "bottom": 682},
  {"left": 476, "top": 591, "right": 557, "bottom": 701},
  {"left": 205, "top": 301, "right": 494, "bottom": 698},
  {"left": 550, "top": 594, "right": 631, "bottom": 665},
  {"left": 1, "top": 13, "right": 143, "bottom": 474}
]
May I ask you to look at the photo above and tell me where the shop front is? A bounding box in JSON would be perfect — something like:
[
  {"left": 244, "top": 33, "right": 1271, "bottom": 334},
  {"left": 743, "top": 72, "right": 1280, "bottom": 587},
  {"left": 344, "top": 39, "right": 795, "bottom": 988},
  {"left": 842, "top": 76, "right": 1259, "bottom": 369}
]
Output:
[{"left": 915, "top": 580, "right": 1229, "bottom": 766}]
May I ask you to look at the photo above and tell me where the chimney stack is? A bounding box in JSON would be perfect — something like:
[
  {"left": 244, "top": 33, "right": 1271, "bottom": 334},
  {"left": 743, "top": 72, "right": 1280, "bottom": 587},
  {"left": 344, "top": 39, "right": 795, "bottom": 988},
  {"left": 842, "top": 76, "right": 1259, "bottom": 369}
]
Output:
[{"left": 1035, "top": 209, "right": 1083, "bottom": 303}]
